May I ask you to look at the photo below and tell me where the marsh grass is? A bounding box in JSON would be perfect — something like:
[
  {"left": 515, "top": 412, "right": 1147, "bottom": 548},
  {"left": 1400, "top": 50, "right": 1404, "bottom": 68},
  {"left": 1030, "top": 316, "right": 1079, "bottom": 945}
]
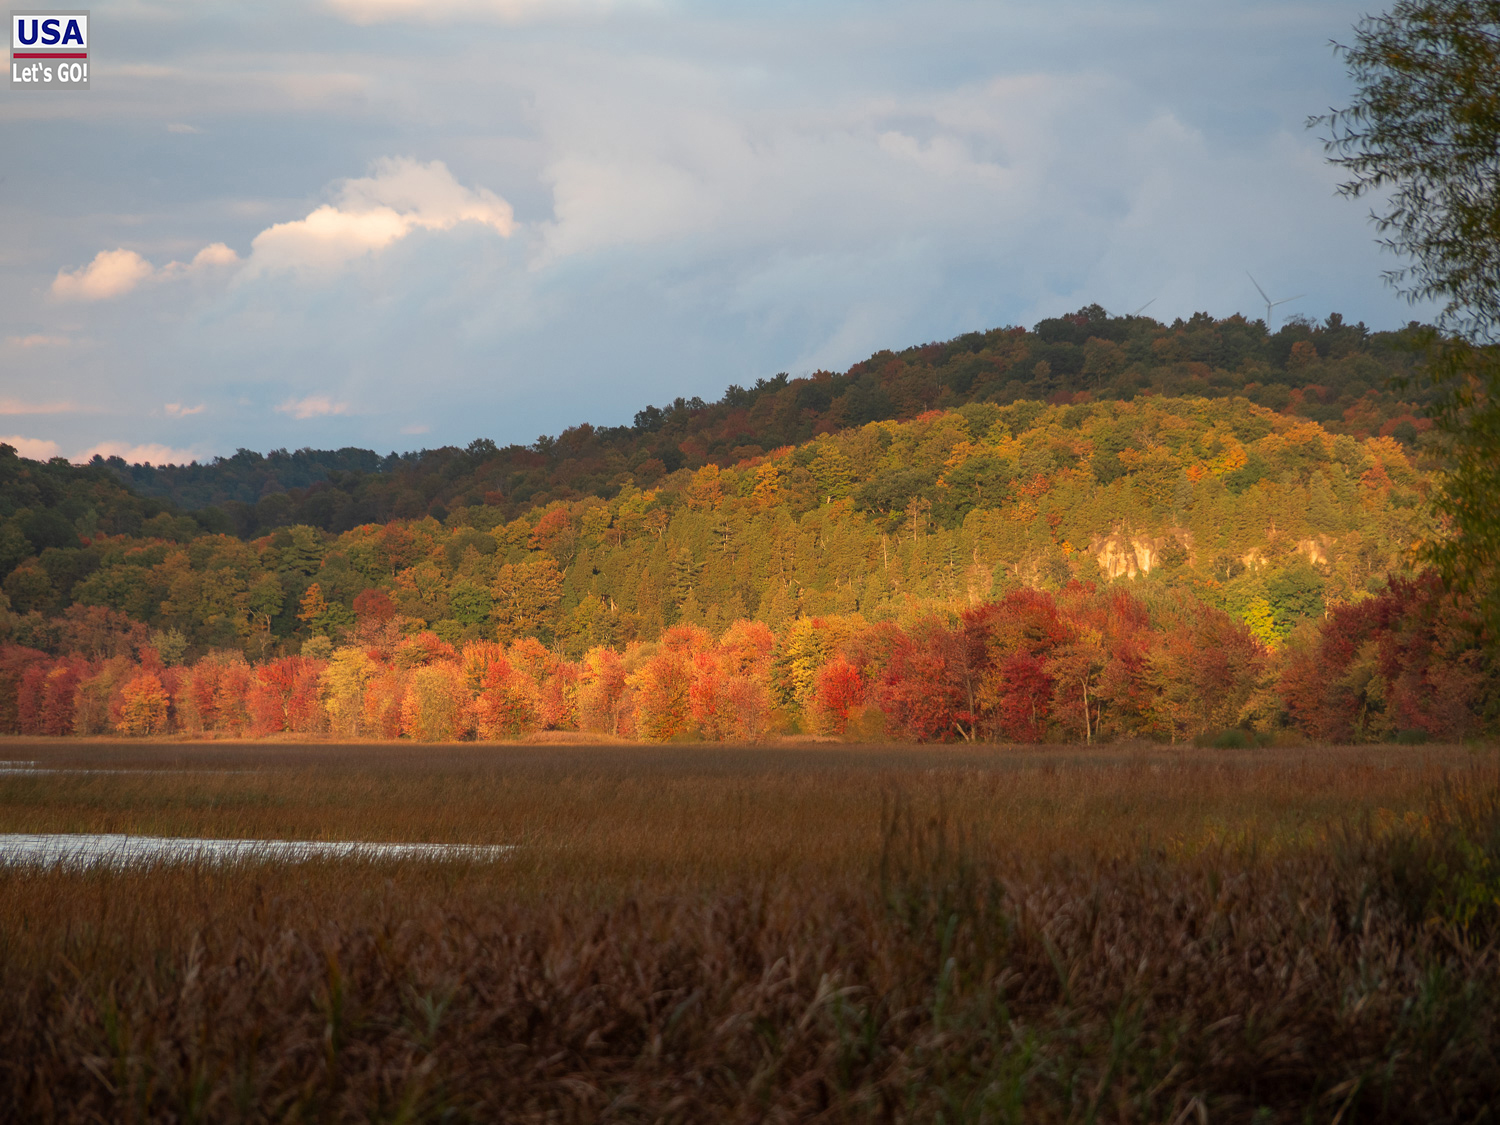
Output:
[{"left": 1, "top": 739, "right": 1498, "bottom": 1121}]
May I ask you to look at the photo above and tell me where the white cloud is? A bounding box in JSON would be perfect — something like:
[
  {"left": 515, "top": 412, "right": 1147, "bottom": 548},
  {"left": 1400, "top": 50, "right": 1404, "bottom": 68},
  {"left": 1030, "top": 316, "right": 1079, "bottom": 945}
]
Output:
[
  {"left": 166, "top": 122, "right": 203, "bottom": 134},
  {"left": 1, "top": 435, "right": 62, "bottom": 460},
  {"left": 191, "top": 243, "right": 240, "bottom": 268},
  {"left": 156, "top": 242, "right": 242, "bottom": 280},
  {"left": 52, "top": 249, "right": 155, "bottom": 301},
  {"left": 399, "top": 422, "right": 430, "bottom": 434},
  {"left": 72, "top": 441, "right": 200, "bottom": 466},
  {"left": 56, "top": 160, "right": 514, "bottom": 297},
  {"left": 164, "top": 402, "right": 206, "bottom": 417},
  {"left": 276, "top": 395, "right": 349, "bottom": 420},
  {"left": 52, "top": 242, "right": 240, "bottom": 301},
  {"left": 0, "top": 397, "right": 76, "bottom": 415},
  {"left": 246, "top": 158, "right": 514, "bottom": 274},
  {"left": 5, "top": 334, "right": 69, "bottom": 349},
  {"left": 539, "top": 153, "right": 718, "bottom": 263}
]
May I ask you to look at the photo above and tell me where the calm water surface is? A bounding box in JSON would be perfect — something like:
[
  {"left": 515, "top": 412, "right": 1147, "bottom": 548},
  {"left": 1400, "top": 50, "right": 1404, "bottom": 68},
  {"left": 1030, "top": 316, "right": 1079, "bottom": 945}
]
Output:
[{"left": 0, "top": 833, "right": 512, "bottom": 868}]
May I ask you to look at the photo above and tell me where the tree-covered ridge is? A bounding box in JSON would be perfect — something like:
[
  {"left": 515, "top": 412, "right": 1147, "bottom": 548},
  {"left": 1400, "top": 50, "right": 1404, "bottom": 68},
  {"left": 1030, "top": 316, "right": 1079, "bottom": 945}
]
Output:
[
  {"left": 2, "top": 396, "right": 1431, "bottom": 661},
  {"left": 0, "top": 448, "right": 202, "bottom": 578},
  {"left": 99, "top": 308, "right": 1434, "bottom": 536}
]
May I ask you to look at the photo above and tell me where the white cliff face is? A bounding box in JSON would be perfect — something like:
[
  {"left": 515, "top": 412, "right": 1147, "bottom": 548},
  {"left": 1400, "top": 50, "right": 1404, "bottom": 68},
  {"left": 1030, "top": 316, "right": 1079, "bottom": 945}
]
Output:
[
  {"left": 1091, "top": 530, "right": 1188, "bottom": 579},
  {"left": 1094, "top": 535, "right": 1137, "bottom": 579},
  {"left": 1132, "top": 539, "right": 1156, "bottom": 576},
  {"left": 1091, "top": 529, "right": 1334, "bottom": 582},
  {"left": 1295, "top": 536, "right": 1333, "bottom": 567}
]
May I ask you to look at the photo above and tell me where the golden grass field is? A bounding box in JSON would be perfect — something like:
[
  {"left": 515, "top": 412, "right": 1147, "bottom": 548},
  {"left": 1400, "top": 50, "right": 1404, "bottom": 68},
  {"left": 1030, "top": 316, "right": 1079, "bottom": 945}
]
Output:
[{"left": 2, "top": 738, "right": 1498, "bottom": 1122}]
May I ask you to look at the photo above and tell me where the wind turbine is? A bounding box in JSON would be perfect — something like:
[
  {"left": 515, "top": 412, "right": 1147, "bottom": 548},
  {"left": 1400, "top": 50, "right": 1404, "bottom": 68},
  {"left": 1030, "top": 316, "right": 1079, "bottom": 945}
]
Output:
[
  {"left": 1131, "top": 298, "right": 1157, "bottom": 318},
  {"left": 1247, "top": 273, "right": 1304, "bottom": 330}
]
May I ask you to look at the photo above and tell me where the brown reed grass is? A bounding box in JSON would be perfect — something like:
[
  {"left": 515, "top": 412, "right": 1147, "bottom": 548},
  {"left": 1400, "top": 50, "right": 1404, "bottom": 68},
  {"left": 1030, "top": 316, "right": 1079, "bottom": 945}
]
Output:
[{"left": 1, "top": 739, "right": 1498, "bottom": 1121}]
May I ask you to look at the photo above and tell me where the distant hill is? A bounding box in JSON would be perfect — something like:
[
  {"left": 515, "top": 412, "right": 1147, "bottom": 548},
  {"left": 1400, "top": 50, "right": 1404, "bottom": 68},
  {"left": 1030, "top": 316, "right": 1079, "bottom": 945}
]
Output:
[
  {"left": 0, "top": 449, "right": 195, "bottom": 577},
  {"left": 94, "top": 307, "right": 1433, "bottom": 538}
]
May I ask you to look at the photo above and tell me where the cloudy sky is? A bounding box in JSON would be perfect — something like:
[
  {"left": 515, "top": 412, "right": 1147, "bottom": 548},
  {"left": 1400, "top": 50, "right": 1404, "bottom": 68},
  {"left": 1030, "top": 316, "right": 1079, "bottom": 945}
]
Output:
[{"left": 1, "top": 0, "right": 1427, "bottom": 465}]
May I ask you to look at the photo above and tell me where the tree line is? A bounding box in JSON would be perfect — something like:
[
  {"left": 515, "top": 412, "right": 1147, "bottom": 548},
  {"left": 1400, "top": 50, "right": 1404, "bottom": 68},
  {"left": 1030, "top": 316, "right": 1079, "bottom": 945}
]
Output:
[{"left": 2, "top": 571, "right": 1490, "bottom": 744}]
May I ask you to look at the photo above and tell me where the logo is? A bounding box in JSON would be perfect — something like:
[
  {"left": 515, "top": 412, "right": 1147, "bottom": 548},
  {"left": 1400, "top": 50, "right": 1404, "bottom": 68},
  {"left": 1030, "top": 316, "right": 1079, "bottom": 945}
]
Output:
[{"left": 11, "top": 9, "right": 88, "bottom": 89}]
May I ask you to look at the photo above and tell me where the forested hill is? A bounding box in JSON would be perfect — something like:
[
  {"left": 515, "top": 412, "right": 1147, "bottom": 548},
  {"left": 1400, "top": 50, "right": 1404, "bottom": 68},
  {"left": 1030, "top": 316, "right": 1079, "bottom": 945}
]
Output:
[
  {"left": 99, "top": 307, "right": 1433, "bottom": 537},
  {"left": 3, "top": 393, "right": 1431, "bottom": 661}
]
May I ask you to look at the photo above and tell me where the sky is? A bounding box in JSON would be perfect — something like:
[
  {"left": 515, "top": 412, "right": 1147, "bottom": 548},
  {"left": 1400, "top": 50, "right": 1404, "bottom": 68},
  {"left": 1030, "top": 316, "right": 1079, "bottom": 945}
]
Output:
[{"left": 0, "top": 0, "right": 1433, "bottom": 466}]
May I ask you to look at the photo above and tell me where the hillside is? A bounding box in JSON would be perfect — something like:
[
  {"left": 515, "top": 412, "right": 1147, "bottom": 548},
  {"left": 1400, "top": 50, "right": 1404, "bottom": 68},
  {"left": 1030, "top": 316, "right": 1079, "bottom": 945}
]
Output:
[
  {"left": 95, "top": 308, "right": 1433, "bottom": 537},
  {"left": 6, "top": 306, "right": 1495, "bottom": 744},
  {"left": 0, "top": 449, "right": 206, "bottom": 578},
  {"left": 3, "top": 394, "right": 1432, "bottom": 658}
]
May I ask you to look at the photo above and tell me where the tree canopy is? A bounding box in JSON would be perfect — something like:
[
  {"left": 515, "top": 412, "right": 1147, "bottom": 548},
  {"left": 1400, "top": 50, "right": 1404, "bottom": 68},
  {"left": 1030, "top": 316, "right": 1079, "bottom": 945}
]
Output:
[{"left": 1318, "top": 1, "right": 1500, "bottom": 624}]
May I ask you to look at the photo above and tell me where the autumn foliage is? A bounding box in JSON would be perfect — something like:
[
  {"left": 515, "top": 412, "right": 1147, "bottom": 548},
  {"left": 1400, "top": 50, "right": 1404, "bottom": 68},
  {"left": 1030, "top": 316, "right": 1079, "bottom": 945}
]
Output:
[
  {"left": 4, "top": 575, "right": 1492, "bottom": 743},
  {"left": 1279, "top": 573, "right": 1495, "bottom": 742}
]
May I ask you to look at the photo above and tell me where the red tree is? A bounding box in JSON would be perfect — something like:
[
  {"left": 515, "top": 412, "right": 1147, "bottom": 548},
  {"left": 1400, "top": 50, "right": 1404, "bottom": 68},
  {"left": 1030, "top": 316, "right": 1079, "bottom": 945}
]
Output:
[
  {"left": 248, "top": 656, "right": 327, "bottom": 736},
  {"left": 1281, "top": 573, "right": 1494, "bottom": 742},
  {"left": 15, "top": 660, "right": 50, "bottom": 735},
  {"left": 878, "top": 618, "right": 974, "bottom": 742},
  {"left": 635, "top": 650, "right": 695, "bottom": 741},
  {"left": 980, "top": 589, "right": 1071, "bottom": 742},
  {"left": 579, "top": 647, "right": 629, "bottom": 735},
  {"left": 39, "top": 658, "right": 88, "bottom": 736},
  {"left": 361, "top": 667, "right": 408, "bottom": 739},
  {"left": 815, "top": 655, "right": 864, "bottom": 735},
  {"left": 353, "top": 587, "right": 397, "bottom": 623},
  {"left": 474, "top": 656, "right": 538, "bottom": 739},
  {"left": 0, "top": 645, "right": 49, "bottom": 734}
]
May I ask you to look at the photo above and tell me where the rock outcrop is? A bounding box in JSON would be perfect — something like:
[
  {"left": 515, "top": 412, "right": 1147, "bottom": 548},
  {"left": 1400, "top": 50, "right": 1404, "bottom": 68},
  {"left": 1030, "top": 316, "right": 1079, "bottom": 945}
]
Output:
[{"left": 1092, "top": 528, "right": 1192, "bottom": 580}]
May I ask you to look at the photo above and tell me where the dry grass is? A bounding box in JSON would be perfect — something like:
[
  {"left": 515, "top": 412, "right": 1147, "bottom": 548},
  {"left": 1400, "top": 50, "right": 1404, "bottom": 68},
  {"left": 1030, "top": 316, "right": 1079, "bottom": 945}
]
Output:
[
  {"left": 0, "top": 739, "right": 1479, "bottom": 873},
  {"left": 1, "top": 739, "right": 1498, "bottom": 1121}
]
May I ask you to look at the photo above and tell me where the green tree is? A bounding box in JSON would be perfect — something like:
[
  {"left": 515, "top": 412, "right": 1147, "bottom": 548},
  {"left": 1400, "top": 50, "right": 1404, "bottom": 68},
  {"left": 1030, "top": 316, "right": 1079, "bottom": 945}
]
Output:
[
  {"left": 491, "top": 557, "right": 564, "bottom": 641},
  {"left": 1241, "top": 596, "right": 1279, "bottom": 647},
  {"left": 448, "top": 578, "right": 493, "bottom": 627},
  {"left": 811, "top": 446, "right": 854, "bottom": 501},
  {"left": 1266, "top": 563, "right": 1326, "bottom": 638},
  {"left": 1318, "top": 2, "right": 1500, "bottom": 332},
  {"left": 278, "top": 525, "right": 326, "bottom": 579},
  {"left": 149, "top": 627, "right": 189, "bottom": 665},
  {"left": 1317, "top": 1, "right": 1500, "bottom": 622}
]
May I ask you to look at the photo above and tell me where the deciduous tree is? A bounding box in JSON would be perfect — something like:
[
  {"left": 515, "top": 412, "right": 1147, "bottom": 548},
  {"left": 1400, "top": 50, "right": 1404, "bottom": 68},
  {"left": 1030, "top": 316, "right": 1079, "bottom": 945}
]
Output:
[
  {"left": 117, "top": 671, "right": 170, "bottom": 736},
  {"left": 401, "top": 663, "right": 469, "bottom": 742}
]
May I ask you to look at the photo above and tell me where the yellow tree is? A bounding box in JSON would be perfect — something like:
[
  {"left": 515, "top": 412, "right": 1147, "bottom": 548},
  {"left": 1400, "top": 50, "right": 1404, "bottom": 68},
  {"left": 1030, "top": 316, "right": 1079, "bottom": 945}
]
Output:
[
  {"left": 117, "top": 672, "right": 170, "bottom": 736},
  {"left": 297, "top": 582, "right": 328, "bottom": 628},
  {"left": 752, "top": 460, "right": 784, "bottom": 508},
  {"left": 400, "top": 663, "right": 469, "bottom": 742},
  {"left": 320, "top": 647, "right": 377, "bottom": 738}
]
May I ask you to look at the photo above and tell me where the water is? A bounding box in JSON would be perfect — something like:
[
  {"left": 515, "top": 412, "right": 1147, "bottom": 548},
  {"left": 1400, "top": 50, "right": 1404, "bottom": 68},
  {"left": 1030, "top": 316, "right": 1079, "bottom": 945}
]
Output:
[
  {"left": 0, "top": 760, "right": 254, "bottom": 776},
  {"left": 0, "top": 833, "right": 512, "bottom": 869}
]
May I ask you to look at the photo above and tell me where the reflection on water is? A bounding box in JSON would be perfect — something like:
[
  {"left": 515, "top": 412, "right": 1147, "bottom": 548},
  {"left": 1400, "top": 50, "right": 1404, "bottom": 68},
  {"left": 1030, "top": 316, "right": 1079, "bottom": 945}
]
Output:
[
  {"left": 0, "top": 834, "right": 512, "bottom": 868},
  {"left": 0, "top": 760, "right": 253, "bottom": 776}
]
